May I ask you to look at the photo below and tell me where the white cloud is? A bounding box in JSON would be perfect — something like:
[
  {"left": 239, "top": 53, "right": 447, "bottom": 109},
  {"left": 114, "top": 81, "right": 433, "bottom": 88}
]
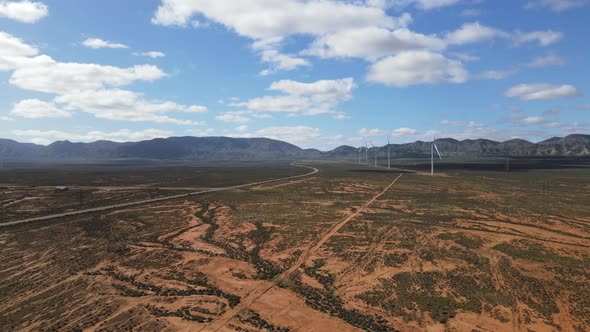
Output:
[
  {"left": 269, "top": 78, "right": 355, "bottom": 103},
  {"left": 359, "top": 128, "right": 387, "bottom": 137},
  {"left": 520, "top": 116, "right": 545, "bottom": 125},
  {"left": 1, "top": 31, "right": 209, "bottom": 126},
  {"left": 10, "top": 58, "right": 166, "bottom": 94},
  {"left": 233, "top": 78, "right": 355, "bottom": 118},
  {"left": 305, "top": 25, "right": 445, "bottom": 61},
  {"left": 527, "top": 53, "right": 565, "bottom": 67},
  {"left": 152, "top": 0, "right": 395, "bottom": 39},
  {"left": 215, "top": 111, "right": 251, "bottom": 123},
  {"left": 479, "top": 69, "right": 516, "bottom": 80},
  {"left": 513, "top": 30, "right": 563, "bottom": 46},
  {"left": 374, "top": 0, "right": 462, "bottom": 10},
  {"left": 259, "top": 49, "right": 310, "bottom": 75},
  {"left": 367, "top": 51, "right": 469, "bottom": 87},
  {"left": 54, "top": 89, "right": 207, "bottom": 125},
  {"left": 526, "top": 0, "right": 587, "bottom": 12},
  {"left": 10, "top": 99, "right": 70, "bottom": 118},
  {"left": 12, "top": 128, "right": 174, "bottom": 145},
  {"left": 505, "top": 83, "right": 581, "bottom": 101},
  {"left": 0, "top": 0, "right": 47, "bottom": 23},
  {"left": 134, "top": 51, "right": 166, "bottom": 58},
  {"left": 445, "top": 22, "right": 508, "bottom": 45},
  {"left": 0, "top": 31, "right": 40, "bottom": 70},
  {"left": 392, "top": 127, "right": 417, "bottom": 137},
  {"left": 441, "top": 120, "right": 483, "bottom": 127},
  {"left": 450, "top": 52, "right": 479, "bottom": 62},
  {"left": 235, "top": 125, "right": 249, "bottom": 132},
  {"left": 82, "top": 38, "right": 128, "bottom": 49}
]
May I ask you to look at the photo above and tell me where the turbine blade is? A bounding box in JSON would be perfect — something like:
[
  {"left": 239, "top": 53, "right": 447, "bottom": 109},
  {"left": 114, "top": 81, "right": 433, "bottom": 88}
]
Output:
[{"left": 434, "top": 144, "right": 442, "bottom": 160}]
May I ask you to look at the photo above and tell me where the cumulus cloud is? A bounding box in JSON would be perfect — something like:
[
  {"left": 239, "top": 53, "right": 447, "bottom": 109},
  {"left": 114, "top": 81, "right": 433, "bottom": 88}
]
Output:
[
  {"left": 10, "top": 58, "right": 165, "bottom": 94},
  {"left": 151, "top": 1, "right": 565, "bottom": 81},
  {"left": 54, "top": 89, "right": 207, "bottom": 125},
  {"left": 445, "top": 22, "right": 508, "bottom": 45},
  {"left": 152, "top": 0, "right": 395, "bottom": 39},
  {"left": 215, "top": 111, "right": 251, "bottom": 123},
  {"left": 0, "top": 31, "right": 40, "bottom": 70},
  {"left": 232, "top": 78, "right": 355, "bottom": 118},
  {"left": 479, "top": 69, "right": 516, "bottom": 80},
  {"left": 0, "top": 0, "right": 47, "bottom": 23},
  {"left": 505, "top": 83, "right": 581, "bottom": 101},
  {"left": 304, "top": 25, "right": 445, "bottom": 61},
  {"left": 259, "top": 49, "right": 310, "bottom": 76},
  {"left": 10, "top": 99, "right": 70, "bottom": 118},
  {"left": 367, "top": 51, "right": 468, "bottom": 87},
  {"left": 82, "top": 38, "right": 128, "bottom": 49},
  {"left": 134, "top": 51, "right": 166, "bottom": 58},
  {"left": 513, "top": 30, "right": 562, "bottom": 46},
  {"left": 12, "top": 128, "right": 174, "bottom": 145},
  {"left": 526, "top": 53, "right": 565, "bottom": 67},
  {"left": 392, "top": 127, "right": 418, "bottom": 137},
  {"left": 370, "top": 0, "right": 462, "bottom": 10}
]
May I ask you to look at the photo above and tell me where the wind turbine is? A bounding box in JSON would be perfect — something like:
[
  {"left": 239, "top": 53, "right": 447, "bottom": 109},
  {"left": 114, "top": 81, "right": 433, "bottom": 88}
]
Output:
[
  {"left": 371, "top": 143, "right": 377, "bottom": 167},
  {"left": 364, "top": 141, "right": 369, "bottom": 165},
  {"left": 386, "top": 136, "right": 391, "bottom": 169},
  {"left": 358, "top": 146, "right": 362, "bottom": 165},
  {"left": 431, "top": 136, "right": 442, "bottom": 176}
]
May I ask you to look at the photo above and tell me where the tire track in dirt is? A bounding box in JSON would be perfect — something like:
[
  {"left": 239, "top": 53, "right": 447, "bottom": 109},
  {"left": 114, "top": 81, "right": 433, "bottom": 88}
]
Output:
[{"left": 200, "top": 173, "right": 404, "bottom": 332}]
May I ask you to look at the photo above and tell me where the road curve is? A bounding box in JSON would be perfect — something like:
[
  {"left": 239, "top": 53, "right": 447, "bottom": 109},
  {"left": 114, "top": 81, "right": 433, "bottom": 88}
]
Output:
[{"left": 0, "top": 163, "right": 319, "bottom": 228}]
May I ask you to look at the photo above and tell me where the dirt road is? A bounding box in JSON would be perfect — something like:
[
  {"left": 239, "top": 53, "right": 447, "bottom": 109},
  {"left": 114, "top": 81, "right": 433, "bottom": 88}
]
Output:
[
  {"left": 201, "top": 173, "right": 404, "bottom": 332},
  {"left": 0, "top": 163, "right": 319, "bottom": 228}
]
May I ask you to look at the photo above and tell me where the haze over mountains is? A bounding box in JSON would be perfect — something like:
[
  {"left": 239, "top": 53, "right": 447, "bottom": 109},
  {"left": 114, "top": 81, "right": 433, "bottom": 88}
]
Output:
[{"left": 0, "top": 135, "right": 589, "bottom": 161}]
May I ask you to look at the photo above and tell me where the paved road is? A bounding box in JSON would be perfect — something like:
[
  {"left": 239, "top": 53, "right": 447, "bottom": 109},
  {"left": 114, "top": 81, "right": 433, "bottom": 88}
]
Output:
[{"left": 0, "top": 163, "right": 319, "bottom": 228}]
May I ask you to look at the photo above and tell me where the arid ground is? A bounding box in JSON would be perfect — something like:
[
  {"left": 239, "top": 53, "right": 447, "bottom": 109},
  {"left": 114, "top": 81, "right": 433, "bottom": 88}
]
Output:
[{"left": 1, "top": 160, "right": 589, "bottom": 331}]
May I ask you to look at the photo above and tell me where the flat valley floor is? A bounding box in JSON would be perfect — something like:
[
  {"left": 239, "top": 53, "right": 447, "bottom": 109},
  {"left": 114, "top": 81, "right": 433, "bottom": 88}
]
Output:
[{"left": 1, "top": 161, "right": 589, "bottom": 331}]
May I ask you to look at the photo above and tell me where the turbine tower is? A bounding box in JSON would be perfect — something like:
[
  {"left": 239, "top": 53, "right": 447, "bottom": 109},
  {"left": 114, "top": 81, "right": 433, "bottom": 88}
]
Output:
[
  {"left": 431, "top": 136, "right": 442, "bottom": 176},
  {"left": 358, "top": 146, "right": 362, "bottom": 164},
  {"left": 386, "top": 136, "right": 391, "bottom": 169},
  {"left": 371, "top": 143, "right": 377, "bottom": 167},
  {"left": 365, "top": 142, "right": 368, "bottom": 165}
]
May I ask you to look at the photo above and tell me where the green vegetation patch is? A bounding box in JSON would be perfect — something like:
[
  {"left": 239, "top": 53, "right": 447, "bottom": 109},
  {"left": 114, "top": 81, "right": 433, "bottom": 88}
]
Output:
[{"left": 437, "top": 232, "right": 483, "bottom": 249}]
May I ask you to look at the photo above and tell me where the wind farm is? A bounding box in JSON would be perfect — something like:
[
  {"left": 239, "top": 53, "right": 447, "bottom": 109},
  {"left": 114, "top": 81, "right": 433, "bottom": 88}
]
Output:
[
  {"left": 1, "top": 0, "right": 589, "bottom": 331},
  {"left": 1, "top": 136, "right": 589, "bottom": 332}
]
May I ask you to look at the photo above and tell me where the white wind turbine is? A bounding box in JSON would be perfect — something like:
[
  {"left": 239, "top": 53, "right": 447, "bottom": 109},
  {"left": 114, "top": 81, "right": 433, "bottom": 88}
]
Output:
[
  {"left": 358, "top": 146, "right": 363, "bottom": 164},
  {"left": 371, "top": 143, "right": 377, "bottom": 167},
  {"left": 431, "top": 136, "right": 442, "bottom": 176},
  {"left": 365, "top": 141, "right": 369, "bottom": 165},
  {"left": 386, "top": 136, "right": 391, "bottom": 169}
]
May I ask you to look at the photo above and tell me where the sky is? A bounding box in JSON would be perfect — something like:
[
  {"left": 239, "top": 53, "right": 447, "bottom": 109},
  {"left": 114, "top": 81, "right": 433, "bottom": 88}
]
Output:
[{"left": 0, "top": 0, "right": 589, "bottom": 150}]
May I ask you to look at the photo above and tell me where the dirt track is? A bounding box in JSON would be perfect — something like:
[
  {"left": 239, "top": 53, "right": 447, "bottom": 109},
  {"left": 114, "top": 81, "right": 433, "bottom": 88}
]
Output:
[
  {"left": 0, "top": 163, "right": 319, "bottom": 228},
  {"left": 201, "top": 173, "right": 404, "bottom": 332}
]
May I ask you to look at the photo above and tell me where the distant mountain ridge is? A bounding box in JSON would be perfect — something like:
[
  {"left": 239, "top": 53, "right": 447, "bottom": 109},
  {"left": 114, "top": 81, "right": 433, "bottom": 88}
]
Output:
[{"left": 0, "top": 134, "right": 589, "bottom": 161}]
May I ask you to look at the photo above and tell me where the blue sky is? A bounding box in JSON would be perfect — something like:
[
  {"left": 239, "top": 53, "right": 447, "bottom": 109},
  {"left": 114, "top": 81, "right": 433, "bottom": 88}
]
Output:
[{"left": 0, "top": 0, "right": 589, "bottom": 149}]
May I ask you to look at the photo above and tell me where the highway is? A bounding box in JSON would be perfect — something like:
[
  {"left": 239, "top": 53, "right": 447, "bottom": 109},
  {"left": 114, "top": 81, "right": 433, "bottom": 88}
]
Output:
[{"left": 0, "top": 163, "right": 319, "bottom": 228}]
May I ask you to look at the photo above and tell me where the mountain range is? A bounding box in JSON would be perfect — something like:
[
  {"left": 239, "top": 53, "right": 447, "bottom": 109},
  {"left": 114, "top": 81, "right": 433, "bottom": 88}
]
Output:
[{"left": 0, "top": 134, "right": 589, "bottom": 161}]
